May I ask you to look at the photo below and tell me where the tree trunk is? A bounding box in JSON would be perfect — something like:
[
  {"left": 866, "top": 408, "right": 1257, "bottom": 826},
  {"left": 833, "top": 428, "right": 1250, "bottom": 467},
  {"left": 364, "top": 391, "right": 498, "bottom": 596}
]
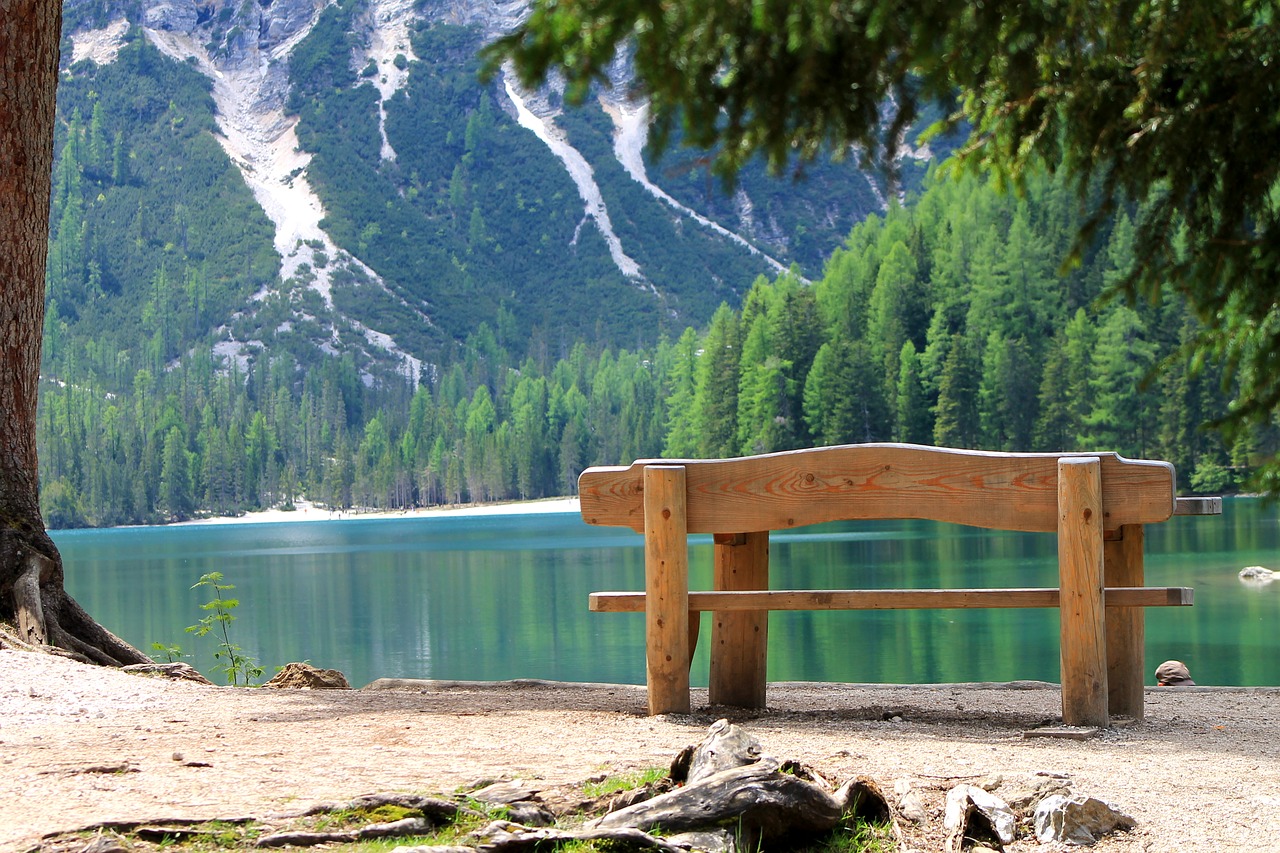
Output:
[{"left": 0, "top": 0, "right": 147, "bottom": 666}]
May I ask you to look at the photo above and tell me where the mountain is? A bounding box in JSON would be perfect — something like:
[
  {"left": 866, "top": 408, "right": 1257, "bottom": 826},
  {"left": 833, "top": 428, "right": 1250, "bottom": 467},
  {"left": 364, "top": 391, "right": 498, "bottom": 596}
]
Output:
[
  {"left": 51, "top": 0, "right": 935, "bottom": 388},
  {"left": 42, "top": 0, "right": 1034, "bottom": 528}
]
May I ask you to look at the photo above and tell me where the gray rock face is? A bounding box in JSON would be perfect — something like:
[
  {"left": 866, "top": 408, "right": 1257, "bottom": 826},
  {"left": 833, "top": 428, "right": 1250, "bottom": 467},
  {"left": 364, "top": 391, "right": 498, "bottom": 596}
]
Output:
[
  {"left": 116, "top": 0, "right": 330, "bottom": 63},
  {"left": 142, "top": 0, "right": 197, "bottom": 31},
  {"left": 1034, "top": 794, "right": 1136, "bottom": 845},
  {"left": 421, "top": 0, "right": 528, "bottom": 40}
]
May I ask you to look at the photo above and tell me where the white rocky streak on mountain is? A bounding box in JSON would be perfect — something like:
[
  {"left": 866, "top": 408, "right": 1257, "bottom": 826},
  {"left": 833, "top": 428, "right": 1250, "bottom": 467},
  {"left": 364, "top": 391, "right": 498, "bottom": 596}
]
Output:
[
  {"left": 141, "top": 23, "right": 340, "bottom": 305},
  {"left": 63, "top": 0, "right": 896, "bottom": 386},
  {"left": 71, "top": 0, "right": 424, "bottom": 386},
  {"left": 502, "top": 72, "right": 645, "bottom": 281},
  {"left": 355, "top": 0, "right": 418, "bottom": 161},
  {"left": 602, "top": 98, "right": 791, "bottom": 276},
  {"left": 863, "top": 168, "right": 890, "bottom": 212},
  {"left": 69, "top": 17, "right": 130, "bottom": 64}
]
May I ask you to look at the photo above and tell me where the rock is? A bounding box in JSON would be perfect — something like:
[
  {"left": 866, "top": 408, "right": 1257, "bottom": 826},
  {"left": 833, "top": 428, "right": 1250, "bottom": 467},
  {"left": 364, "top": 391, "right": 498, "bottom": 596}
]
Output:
[
  {"left": 979, "top": 774, "right": 1004, "bottom": 792},
  {"left": 1034, "top": 794, "right": 1136, "bottom": 845},
  {"left": 944, "top": 784, "right": 1016, "bottom": 851},
  {"left": 1239, "top": 566, "right": 1276, "bottom": 583},
  {"left": 122, "top": 662, "right": 214, "bottom": 685},
  {"left": 343, "top": 793, "right": 476, "bottom": 824},
  {"left": 142, "top": 0, "right": 197, "bottom": 32},
  {"left": 470, "top": 779, "right": 539, "bottom": 805},
  {"left": 261, "top": 662, "right": 350, "bottom": 689},
  {"left": 504, "top": 801, "right": 555, "bottom": 827},
  {"left": 1154, "top": 660, "right": 1195, "bottom": 687},
  {"left": 894, "top": 778, "right": 929, "bottom": 823},
  {"left": 997, "top": 774, "right": 1072, "bottom": 812}
]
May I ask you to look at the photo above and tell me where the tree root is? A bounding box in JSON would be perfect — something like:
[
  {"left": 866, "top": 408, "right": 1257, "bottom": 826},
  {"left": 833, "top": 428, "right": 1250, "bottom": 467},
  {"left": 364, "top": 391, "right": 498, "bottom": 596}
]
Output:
[
  {"left": 13, "top": 553, "right": 47, "bottom": 645},
  {"left": 1, "top": 527, "right": 149, "bottom": 667},
  {"left": 255, "top": 816, "right": 433, "bottom": 848},
  {"left": 43, "top": 592, "right": 148, "bottom": 666},
  {"left": 475, "top": 820, "right": 695, "bottom": 851}
]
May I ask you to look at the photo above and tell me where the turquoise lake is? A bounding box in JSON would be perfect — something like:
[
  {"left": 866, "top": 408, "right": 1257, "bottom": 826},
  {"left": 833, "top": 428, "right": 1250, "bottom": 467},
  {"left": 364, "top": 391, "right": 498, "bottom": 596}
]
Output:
[{"left": 54, "top": 498, "right": 1280, "bottom": 690}]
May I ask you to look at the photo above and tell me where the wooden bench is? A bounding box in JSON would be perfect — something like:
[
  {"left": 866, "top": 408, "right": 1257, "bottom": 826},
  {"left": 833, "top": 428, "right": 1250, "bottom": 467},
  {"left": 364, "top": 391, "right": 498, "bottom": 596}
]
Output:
[{"left": 577, "top": 444, "right": 1217, "bottom": 726}]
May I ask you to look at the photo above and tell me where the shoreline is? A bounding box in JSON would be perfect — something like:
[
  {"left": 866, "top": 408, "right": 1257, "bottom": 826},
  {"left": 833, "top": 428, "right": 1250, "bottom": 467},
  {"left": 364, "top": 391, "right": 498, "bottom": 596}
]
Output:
[{"left": 168, "top": 496, "right": 582, "bottom": 527}]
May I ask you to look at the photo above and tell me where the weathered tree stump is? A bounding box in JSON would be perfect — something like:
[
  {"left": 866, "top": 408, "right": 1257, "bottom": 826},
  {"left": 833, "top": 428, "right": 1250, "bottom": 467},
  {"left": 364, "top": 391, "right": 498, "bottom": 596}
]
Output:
[
  {"left": 670, "top": 717, "right": 764, "bottom": 784},
  {"left": 597, "top": 720, "right": 892, "bottom": 848}
]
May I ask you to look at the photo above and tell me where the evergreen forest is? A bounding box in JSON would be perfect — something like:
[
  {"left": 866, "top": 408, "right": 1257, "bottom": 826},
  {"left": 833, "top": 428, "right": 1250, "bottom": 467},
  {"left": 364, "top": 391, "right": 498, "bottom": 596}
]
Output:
[
  {"left": 36, "top": 17, "right": 1265, "bottom": 528},
  {"left": 39, "top": 160, "right": 1258, "bottom": 527}
]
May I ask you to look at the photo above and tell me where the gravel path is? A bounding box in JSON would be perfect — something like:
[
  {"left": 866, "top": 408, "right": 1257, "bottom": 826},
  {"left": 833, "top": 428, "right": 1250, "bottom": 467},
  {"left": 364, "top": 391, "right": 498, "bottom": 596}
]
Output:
[{"left": 3, "top": 650, "right": 1279, "bottom": 851}]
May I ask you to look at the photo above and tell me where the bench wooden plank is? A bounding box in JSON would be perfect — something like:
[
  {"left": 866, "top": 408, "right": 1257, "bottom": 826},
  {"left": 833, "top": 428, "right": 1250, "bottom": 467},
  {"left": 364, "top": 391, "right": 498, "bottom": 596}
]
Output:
[
  {"left": 1058, "top": 456, "right": 1108, "bottom": 726},
  {"left": 643, "top": 465, "right": 690, "bottom": 715},
  {"left": 1174, "top": 496, "right": 1223, "bottom": 515},
  {"left": 578, "top": 444, "right": 1176, "bottom": 535},
  {"left": 589, "top": 587, "right": 1195, "bottom": 612},
  {"left": 709, "top": 532, "right": 769, "bottom": 708},
  {"left": 1105, "top": 523, "right": 1145, "bottom": 718}
]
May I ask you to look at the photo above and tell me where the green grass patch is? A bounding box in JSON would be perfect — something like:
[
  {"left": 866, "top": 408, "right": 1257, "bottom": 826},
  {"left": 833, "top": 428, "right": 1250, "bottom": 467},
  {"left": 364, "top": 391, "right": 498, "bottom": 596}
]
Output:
[
  {"left": 795, "top": 818, "right": 898, "bottom": 852},
  {"left": 581, "top": 766, "right": 668, "bottom": 798}
]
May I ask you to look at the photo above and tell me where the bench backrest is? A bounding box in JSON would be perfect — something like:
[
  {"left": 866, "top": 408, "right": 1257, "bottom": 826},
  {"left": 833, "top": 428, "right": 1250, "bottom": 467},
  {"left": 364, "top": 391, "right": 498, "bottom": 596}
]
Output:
[{"left": 578, "top": 443, "right": 1176, "bottom": 534}]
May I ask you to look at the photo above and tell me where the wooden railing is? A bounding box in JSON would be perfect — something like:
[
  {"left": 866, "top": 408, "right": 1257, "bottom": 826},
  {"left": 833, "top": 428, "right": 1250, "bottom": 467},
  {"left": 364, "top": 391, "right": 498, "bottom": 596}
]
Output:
[{"left": 578, "top": 444, "right": 1216, "bottom": 726}]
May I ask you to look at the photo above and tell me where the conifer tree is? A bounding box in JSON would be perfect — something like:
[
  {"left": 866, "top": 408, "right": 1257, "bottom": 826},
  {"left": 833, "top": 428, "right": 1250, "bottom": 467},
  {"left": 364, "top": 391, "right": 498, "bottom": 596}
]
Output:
[
  {"left": 158, "top": 426, "right": 194, "bottom": 521},
  {"left": 933, "top": 334, "right": 980, "bottom": 449},
  {"left": 691, "top": 304, "right": 740, "bottom": 457}
]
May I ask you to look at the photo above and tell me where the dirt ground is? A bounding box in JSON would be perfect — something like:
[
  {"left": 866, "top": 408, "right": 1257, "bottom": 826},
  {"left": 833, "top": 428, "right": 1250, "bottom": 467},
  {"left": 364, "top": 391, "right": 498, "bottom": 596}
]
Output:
[{"left": 3, "top": 649, "right": 1279, "bottom": 852}]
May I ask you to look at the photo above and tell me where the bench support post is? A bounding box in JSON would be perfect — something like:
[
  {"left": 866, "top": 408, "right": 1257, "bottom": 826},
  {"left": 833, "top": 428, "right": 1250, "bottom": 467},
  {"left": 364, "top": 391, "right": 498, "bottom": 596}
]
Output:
[
  {"left": 644, "top": 465, "right": 690, "bottom": 715},
  {"left": 1105, "top": 523, "right": 1145, "bottom": 719},
  {"left": 1058, "top": 457, "right": 1109, "bottom": 727},
  {"left": 709, "top": 531, "right": 769, "bottom": 708}
]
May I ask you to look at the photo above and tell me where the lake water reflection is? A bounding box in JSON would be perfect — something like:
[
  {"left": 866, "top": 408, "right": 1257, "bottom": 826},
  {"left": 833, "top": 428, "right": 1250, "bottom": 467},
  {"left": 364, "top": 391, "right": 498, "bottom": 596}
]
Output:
[{"left": 55, "top": 498, "right": 1280, "bottom": 689}]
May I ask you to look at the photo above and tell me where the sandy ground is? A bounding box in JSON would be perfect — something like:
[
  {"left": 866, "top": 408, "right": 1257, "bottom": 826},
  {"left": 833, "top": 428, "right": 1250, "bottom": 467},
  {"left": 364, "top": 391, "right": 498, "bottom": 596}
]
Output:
[{"left": 3, "top": 651, "right": 1280, "bottom": 852}]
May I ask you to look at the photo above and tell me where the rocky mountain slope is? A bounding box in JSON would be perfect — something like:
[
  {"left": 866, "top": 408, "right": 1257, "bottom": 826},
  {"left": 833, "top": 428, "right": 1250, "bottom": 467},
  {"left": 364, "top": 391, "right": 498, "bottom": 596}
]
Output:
[{"left": 55, "top": 0, "right": 930, "bottom": 383}]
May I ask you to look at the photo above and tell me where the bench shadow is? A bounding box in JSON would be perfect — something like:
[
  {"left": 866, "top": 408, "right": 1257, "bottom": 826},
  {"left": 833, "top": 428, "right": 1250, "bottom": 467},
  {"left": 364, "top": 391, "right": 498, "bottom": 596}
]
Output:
[{"left": 204, "top": 678, "right": 1280, "bottom": 767}]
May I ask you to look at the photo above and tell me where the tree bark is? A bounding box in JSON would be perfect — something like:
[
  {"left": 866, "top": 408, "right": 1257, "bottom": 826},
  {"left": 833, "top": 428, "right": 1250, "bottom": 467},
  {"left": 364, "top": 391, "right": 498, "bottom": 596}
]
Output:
[{"left": 0, "top": 0, "right": 147, "bottom": 666}]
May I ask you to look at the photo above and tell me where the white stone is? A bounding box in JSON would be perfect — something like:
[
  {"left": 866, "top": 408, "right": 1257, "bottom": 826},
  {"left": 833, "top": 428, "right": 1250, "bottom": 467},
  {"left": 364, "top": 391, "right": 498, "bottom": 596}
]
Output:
[
  {"left": 1034, "top": 793, "right": 1136, "bottom": 845},
  {"left": 944, "top": 784, "right": 1016, "bottom": 846}
]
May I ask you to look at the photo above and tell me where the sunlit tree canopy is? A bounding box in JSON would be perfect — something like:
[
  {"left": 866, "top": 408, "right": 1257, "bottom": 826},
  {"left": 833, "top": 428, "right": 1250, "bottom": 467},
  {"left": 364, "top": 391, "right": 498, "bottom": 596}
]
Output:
[{"left": 488, "top": 0, "right": 1280, "bottom": 486}]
